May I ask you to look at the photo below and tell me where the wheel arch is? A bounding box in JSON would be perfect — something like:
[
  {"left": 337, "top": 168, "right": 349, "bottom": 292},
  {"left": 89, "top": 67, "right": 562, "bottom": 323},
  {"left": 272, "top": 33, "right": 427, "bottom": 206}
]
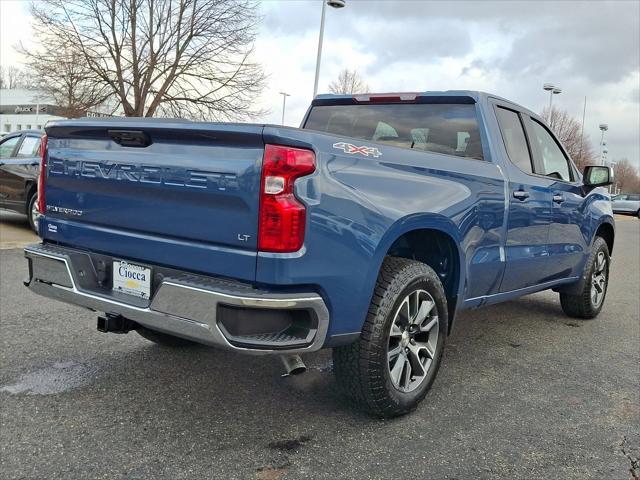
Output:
[
  {"left": 370, "top": 214, "right": 465, "bottom": 334},
  {"left": 594, "top": 220, "right": 614, "bottom": 256}
]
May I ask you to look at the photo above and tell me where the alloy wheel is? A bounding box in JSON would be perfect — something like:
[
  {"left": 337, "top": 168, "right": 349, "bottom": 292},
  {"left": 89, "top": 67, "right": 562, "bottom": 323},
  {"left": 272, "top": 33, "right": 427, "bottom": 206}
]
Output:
[
  {"left": 387, "top": 289, "right": 439, "bottom": 393},
  {"left": 31, "top": 196, "right": 40, "bottom": 232},
  {"left": 591, "top": 251, "right": 607, "bottom": 308}
]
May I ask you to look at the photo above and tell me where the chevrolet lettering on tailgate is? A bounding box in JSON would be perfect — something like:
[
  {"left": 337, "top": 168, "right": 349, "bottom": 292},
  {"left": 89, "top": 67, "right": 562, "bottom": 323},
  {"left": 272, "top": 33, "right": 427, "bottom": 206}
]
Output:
[{"left": 48, "top": 158, "right": 238, "bottom": 191}]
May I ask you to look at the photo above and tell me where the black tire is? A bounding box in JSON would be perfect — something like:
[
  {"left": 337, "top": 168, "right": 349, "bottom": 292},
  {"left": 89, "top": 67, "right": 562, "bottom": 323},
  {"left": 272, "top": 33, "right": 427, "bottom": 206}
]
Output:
[
  {"left": 27, "top": 191, "right": 39, "bottom": 233},
  {"left": 333, "top": 256, "right": 448, "bottom": 418},
  {"left": 136, "top": 327, "right": 197, "bottom": 347},
  {"left": 560, "top": 236, "right": 610, "bottom": 319}
]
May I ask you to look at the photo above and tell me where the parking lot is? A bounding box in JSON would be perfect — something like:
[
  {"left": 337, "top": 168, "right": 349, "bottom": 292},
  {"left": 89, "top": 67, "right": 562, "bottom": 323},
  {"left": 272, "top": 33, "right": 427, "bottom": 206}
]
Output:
[{"left": 0, "top": 211, "right": 638, "bottom": 480}]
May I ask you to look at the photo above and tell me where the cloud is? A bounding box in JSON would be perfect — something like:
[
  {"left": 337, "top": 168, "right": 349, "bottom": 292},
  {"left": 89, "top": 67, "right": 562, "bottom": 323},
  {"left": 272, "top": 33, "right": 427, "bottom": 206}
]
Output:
[
  {"left": 2, "top": 0, "right": 637, "bottom": 162},
  {"left": 500, "top": 11, "right": 640, "bottom": 84},
  {"left": 255, "top": 0, "right": 639, "bottom": 162}
]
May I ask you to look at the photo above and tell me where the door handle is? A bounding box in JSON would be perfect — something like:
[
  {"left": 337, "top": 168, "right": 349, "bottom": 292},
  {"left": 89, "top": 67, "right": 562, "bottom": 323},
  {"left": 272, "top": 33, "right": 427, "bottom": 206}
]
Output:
[
  {"left": 553, "top": 194, "right": 565, "bottom": 204},
  {"left": 513, "top": 190, "right": 530, "bottom": 200}
]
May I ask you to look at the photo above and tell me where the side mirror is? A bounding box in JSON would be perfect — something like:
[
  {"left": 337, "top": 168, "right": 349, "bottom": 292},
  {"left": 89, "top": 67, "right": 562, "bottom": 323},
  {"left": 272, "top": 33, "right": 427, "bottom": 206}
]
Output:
[{"left": 583, "top": 165, "right": 613, "bottom": 187}]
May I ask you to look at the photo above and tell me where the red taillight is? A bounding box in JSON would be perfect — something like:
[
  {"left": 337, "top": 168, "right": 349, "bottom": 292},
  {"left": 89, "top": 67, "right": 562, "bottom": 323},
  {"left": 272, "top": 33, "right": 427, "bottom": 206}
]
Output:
[
  {"left": 258, "top": 144, "right": 316, "bottom": 252},
  {"left": 37, "top": 134, "right": 47, "bottom": 214}
]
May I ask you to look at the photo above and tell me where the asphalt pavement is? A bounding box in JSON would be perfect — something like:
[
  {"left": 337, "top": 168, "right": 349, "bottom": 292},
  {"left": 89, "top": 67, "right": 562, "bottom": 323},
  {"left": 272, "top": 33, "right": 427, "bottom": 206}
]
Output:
[{"left": 0, "top": 213, "right": 638, "bottom": 479}]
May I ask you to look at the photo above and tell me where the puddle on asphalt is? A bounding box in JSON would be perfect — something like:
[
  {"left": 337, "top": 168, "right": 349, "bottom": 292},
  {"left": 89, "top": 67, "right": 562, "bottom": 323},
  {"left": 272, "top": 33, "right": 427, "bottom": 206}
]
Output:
[
  {"left": 309, "top": 362, "right": 333, "bottom": 373},
  {"left": 0, "top": 361, "right": 99, "bottom": 395}
]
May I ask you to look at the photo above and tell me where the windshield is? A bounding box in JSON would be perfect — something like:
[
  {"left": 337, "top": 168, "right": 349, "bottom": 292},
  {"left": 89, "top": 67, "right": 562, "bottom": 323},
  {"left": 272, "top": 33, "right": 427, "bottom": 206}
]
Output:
[{"left": 303, "top": 103, "right": 483, "bottom": 160}]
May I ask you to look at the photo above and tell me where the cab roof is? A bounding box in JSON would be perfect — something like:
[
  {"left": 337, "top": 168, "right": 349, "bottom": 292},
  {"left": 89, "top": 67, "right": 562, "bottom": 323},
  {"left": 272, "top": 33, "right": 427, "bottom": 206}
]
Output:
[{"left": 312, "top": 90, "right": 537, "bottom": 118}]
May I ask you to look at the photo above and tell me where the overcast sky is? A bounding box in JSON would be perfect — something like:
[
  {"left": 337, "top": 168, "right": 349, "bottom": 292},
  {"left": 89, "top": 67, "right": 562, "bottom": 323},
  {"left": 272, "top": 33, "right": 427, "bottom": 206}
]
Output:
[{"left": 1, "top": 0, "right": 638, "bottom": 164}]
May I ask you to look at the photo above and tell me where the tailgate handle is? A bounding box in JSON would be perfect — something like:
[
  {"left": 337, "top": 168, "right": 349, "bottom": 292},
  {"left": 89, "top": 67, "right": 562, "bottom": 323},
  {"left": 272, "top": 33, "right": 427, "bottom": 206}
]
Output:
[{"left": 108, "top": 130, "right": 151, "bottom": 148}]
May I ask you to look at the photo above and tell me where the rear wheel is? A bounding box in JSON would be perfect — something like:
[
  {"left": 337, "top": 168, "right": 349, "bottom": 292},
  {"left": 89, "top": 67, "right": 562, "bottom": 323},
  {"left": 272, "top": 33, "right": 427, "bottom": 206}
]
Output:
[
  {"left": 136, "top": 327, "right": 197, "bottom": 347},
  {"left": 333, "top": 257, "right": 448, "bottom": 418},
  {"left": 560, "top": 236, "right": 610, "bottom": 319},
  {"left": 27, "top": 191, "right": 39, "bottom": 233}
]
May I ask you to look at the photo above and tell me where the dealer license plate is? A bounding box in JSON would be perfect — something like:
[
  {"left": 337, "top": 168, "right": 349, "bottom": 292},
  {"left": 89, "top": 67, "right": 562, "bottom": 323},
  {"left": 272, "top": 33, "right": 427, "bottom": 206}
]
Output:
[{"left": 112, "top": 261, "right": 151, "bottom": 299}]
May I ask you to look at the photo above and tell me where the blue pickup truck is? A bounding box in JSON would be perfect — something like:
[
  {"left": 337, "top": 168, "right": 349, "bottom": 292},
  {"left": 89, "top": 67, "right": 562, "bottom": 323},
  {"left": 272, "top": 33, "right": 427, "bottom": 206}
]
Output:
[{"left": 24, "top": 91, "right": 614, "bottom": 417}]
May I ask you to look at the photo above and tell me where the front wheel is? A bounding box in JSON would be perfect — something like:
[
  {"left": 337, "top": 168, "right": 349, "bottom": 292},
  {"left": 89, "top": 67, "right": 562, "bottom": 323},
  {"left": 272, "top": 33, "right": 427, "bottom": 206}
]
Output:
[
  {"left": 333, "top": 257, "right": 448, "bottom": 418},
  {"left": 560, "top": 236, "right": 610, "bottom": 319}
]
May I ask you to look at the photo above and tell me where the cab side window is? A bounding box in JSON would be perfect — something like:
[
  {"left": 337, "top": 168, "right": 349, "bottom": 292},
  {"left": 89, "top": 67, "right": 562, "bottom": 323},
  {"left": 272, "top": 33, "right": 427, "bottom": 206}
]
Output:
[
  {"left": 495, "top": 107, "right": 533, "bottom": 174},
  {"left": 527, "top": 119, "right": 573, "bottom": 182}
]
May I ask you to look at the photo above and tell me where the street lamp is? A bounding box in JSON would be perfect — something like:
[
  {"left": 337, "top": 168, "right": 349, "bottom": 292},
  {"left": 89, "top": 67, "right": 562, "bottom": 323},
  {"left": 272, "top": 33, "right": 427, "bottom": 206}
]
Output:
[
  {"left": 599, "top": 123, "right": 608, "bottom": 165},
  {"left": 543, "top": 83, "right": 562, "bottom": 113},
  {"left": 609, "top": 161, "right": 617, "bottom": 194},
  {"left": 313, "top": 0, "right": 346, "bottom": 98},
  {"left": 279, "top": 92, "right": 291, "bottom": 125}
]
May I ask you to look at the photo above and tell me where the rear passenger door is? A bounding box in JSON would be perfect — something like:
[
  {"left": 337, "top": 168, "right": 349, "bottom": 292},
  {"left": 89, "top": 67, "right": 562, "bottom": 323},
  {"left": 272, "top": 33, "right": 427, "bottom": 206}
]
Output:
[
  {"left": 1, "top": 134, "right": 40, "bottom": 206},
  {"left": 493, "top": 104, "right": 554, "bottom": 292},
  {"left": 523, "top": 116, "right": 588, "bottom": 281},
  {"left": 0, "top": 134, "right": 23, "bottom": 208}
]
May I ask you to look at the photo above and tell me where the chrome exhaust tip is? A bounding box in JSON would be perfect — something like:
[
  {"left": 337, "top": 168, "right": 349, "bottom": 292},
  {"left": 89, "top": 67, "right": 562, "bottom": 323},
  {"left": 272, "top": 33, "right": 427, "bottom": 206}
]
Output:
[{"left": 280, "top": 354, "right": 306, "bottom": 376}]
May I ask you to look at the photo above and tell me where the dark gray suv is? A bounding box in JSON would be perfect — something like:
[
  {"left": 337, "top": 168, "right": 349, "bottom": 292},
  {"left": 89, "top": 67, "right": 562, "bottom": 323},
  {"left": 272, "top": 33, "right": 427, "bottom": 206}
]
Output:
[{"left": 0, "top": 130, "right": 43, "bottom": 232}]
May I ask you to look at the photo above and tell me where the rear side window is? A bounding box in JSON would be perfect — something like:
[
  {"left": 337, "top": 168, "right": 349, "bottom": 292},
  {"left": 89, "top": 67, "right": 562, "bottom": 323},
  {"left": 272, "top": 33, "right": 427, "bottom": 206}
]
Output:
[
  {"left": 16, "top": 136, "right": 41, "bottom": 157},
  {"left": 527, "top": 119, "right": 573, "bottom": 182},
  {"left": 303, "top": 103, "right": 484, "bottom": 160},
  {"left": 495, "top": 107, "right": 533, "bottom": 174}
]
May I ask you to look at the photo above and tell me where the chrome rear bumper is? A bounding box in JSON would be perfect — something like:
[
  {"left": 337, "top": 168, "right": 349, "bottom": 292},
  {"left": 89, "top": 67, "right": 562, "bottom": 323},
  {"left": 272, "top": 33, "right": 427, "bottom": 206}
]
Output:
[{"left": 24, "top": 243, "right": 329, "bottom": 355}]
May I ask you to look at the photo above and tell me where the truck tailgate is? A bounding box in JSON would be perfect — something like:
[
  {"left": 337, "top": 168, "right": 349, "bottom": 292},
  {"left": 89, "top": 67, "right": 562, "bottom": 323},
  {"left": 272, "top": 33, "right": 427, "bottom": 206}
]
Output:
[{"left": 42, "top": 120, "right": 264, "bottom": 281}]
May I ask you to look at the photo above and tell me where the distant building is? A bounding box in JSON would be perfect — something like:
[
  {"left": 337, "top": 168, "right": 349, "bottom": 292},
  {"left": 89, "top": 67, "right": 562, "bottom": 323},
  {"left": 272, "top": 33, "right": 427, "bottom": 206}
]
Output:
[
  {"left": 0, "top": 89, "right": 63, "bottom": 133},
  {"left": 0, "top": 89, "right": 116, "bottom": 135}
]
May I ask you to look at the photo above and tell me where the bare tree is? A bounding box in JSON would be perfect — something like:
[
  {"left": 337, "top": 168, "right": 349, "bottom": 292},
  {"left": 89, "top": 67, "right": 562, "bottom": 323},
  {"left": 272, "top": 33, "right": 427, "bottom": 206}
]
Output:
[
  {"left": 328, "top": 69, "right": 369, "bottom": 95},
  {"left": 541, "top": 106, "right": 597, "bottom": 171},
  {"left": 19, "top": 44, "right": 112, "bottom": 118},
  {"left": 0, "top": 66, "right": 33, "bottom": 89},
  {"left": 612, "top": 159, "right": 640, "bottom": 193},
  {"left": 24, "top": 0, "right": 265, "bottom": 120}
]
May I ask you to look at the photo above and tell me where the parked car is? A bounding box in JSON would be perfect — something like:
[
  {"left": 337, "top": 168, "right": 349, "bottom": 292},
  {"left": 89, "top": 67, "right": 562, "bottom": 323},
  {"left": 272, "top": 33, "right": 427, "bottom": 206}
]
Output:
[
  {"left": 0, "top": 129, "right": 43, "bottom": 232},
  {"left": 611, "top": 193, "right": 640, "bottom": 217},
  {"left": 23, "top": 91, "right": 615, "bottom": 417}
]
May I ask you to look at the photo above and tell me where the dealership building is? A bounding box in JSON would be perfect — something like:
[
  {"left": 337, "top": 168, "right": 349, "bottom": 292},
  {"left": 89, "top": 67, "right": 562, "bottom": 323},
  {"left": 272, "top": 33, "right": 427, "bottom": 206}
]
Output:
[
  {"left": 0, "top": 89, "right": 65, "bottom": 133},
  {"left": 0, "top": 89, "right": 114, "bottom": 134}
]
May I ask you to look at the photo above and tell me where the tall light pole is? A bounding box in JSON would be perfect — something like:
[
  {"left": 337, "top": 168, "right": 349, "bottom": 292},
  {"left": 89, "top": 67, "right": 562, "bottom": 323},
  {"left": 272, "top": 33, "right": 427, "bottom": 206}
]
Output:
[
  {"left": 599, "top": 123, "right": 608, "bottom": 165},
  {"left": 313, "top": 0, "right": 346, "bottom": 98},
  {"left": 279, "top": 92, "right": 290, "bottom": 125},
  {"left": 543, "top": 83, "right": 562, "bottom": 116},
  {"left": 578, "top": 96, "right": 587, "bottom": 162},
  {"left": 609, "top": 161, "right": 617, "bottom": 194}
]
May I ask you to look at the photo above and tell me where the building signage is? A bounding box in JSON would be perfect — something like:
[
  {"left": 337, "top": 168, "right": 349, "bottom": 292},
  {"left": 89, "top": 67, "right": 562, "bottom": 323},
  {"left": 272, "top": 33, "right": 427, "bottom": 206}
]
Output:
[{"left": 14, "top": 105, "right": 47, "bottom": 114}]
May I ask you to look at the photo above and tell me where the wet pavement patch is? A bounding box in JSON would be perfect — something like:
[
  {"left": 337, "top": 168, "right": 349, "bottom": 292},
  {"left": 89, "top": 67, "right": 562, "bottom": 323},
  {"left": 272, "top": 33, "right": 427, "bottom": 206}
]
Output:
[
  {"left": 256, "top": 459, "right": 291, "bottom": 480},
  {"left": 268, "top": 434, "right": 313, "bottom": 452},
  {"left": 0, "top": 360, "right": 99, "bottom": 395}
]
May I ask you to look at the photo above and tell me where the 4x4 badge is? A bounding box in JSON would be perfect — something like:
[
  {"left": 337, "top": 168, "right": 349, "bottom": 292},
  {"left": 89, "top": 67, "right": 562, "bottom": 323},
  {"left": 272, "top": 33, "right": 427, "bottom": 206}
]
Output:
[{"left": 333, "top": 142, "right": 382, "bottom": 158}]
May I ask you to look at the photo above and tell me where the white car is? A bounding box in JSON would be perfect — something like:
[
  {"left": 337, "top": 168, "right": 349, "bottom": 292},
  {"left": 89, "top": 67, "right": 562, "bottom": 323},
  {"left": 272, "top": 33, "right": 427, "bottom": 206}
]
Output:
[{"left": 611, "top": 193, "right": 640, "bottom": 217}]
